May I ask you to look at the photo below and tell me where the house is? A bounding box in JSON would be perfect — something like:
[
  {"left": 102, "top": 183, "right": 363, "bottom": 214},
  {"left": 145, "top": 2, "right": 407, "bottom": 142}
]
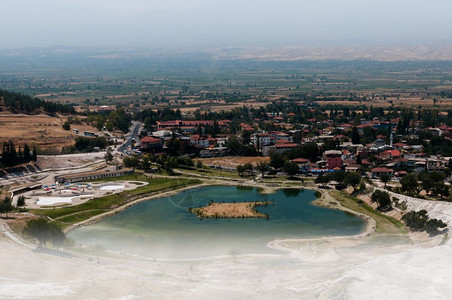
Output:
[
  {"left": 290, "top": 158, "right": 310, "bottom": 172},
  {"left": 240, "top": 123, "right": 254, "bottom": 132},
  {"left": 199, "top": 147, "right": 229, "bottom": 158},
  {"left": 274, "top": 143, "right": 299, "bottom": 154},
  {"left": 140, "top": 136, "right": 163, "bottom": 152},
  {"left": 370, "top": 167, "right": 394, "bottom": 178},
  {"left": 55, "top": 168, "right": 134, "bottom": 183},
  {"left": 253, "top": 133, "right": 274, "bottom": 147},
  {"left": 190, "top": 135, "right": 209, "bottom": 148},
  {"left": 380, "top": 149, "right": 401, "bottom": 160},
  {"left": 324, "top": 150, "right": 342, "bottom": 169},
  {"left": 151, "top": 130, "right": 173, "bottom": 140}
]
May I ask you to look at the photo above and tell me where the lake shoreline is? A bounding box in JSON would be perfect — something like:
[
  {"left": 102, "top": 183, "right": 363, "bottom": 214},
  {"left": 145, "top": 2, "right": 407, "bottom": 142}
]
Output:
[{"left": 64, "top": 180, "right": 375, "bottom": 241}]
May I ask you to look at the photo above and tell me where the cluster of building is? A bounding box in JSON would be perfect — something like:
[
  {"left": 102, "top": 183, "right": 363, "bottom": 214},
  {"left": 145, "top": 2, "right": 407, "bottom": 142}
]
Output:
[{"left": 136, "top": 115, "right": 452, "bottom": 178}]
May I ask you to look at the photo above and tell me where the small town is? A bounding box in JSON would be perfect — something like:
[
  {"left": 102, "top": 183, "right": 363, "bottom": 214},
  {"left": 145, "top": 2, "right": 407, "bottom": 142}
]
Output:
[{"left": 0, "top": 0, "right": 452, "bottom": 298}]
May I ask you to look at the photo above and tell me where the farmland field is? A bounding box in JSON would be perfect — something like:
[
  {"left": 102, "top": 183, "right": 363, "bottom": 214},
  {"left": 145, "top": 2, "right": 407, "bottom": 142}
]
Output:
[{"left": 0, "top": 48, "right": 451, "bottom": 111}]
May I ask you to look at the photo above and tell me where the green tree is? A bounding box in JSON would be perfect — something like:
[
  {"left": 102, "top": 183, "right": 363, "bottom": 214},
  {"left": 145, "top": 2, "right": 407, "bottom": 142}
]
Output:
[
  {"left": 351, "top": 127, "right": 360, "bottom": 144},
  {"left": 255, "top": 161, "right": 270, "bottom": 178},
  {"left": 23, "top": 218, "right": 65, "bottom": 248},
  {"left": 236, "top": 164, "right": 246, "bottom": 176},
  {"left": 196, "top": 160, "right": 203, "bottom": 168},
  {"left": 16, "top": 195, "right": 25, "bottom": 207},
  {"left": 425, "top": 219, "right": 447, "bottom": 236},
  {"left": 380, "top": 173, "right": 390, "bottom": 188},
  {"left": 105, "top": 149, "right": 113, "bottom": 163},
  {"left": 315, "top": 174, "right": 331, "bottom": 187},
  {"left": 23, "top": 143, "right": 31, "bottom": 163},
  {"left": 370, "top": 190, "right": 392, "bottom": 211},
  {"left": 343, "top": 172, "right": 362, "bottom": 192},
  {"left": 283, "top": 161, "right": 299, "bottom": 178},
  {"left": 32, "top": 146, "right": 37, "bottom": 161},
  {"left": 400, "top": 173, "right": 419, "bottom": 196},
  {"left": 123, "top": 156, "right": 140, "bottom": 168},
  {"left": 166, "top": 137, "right": 181, "bottom": 156},
  {"left": 402, "top": 210, "right": 428, "bottom": 231},
  {"left": 62, "top": 121, "right": 71, "bottom": 131},
  {"left": 269, "top": 150, "right": 285, "bottom": 170},
  {"left": 356, "top": 153, "right": 362, "bottom": 165},
  {"left": 0, "top": 197, "right": 13, "bottom": 217},
  {"left": 243, "top": 162, "right": 254, "bottom": 172}
]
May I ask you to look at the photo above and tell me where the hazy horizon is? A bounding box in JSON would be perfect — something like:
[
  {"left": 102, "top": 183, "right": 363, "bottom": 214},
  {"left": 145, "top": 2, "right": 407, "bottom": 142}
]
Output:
[{"left": 1, "top": 0, "right": 451, "bottom": 50}]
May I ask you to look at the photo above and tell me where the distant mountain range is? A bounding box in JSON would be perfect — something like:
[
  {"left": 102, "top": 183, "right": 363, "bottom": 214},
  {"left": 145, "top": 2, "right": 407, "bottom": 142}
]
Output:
[
  {"left": 205, "top": 45, "right": 452, "bottom": 61},
  {"left": 0, "top": 44, "right": 451, "bottom": 62}
]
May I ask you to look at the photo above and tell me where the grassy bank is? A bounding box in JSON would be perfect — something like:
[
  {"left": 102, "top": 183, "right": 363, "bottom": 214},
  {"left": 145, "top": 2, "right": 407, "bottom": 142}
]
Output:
[
  {"left": 30, "top": 175, "right": 201, "bottom": 228},
  {"left": 330, "top": 190, "right": 407, "bottom": 235},
  {"left": 175, "top": 167, "right": 243, "bottom": 179}
]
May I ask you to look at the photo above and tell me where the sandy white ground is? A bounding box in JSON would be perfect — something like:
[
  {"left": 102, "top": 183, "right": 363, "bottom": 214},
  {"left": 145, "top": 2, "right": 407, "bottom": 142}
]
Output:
[
  {"left": 36, "top": 196, "right": 75, "bottom": 206},
  {"left": 0, "top": 231, "right": 450, "bottom": 299},
  {"left": 99, "top": 184, "right": 125, "bottom": 191},
  {"left": 3, "top": 182, "right": 452, "bottom": 299}
]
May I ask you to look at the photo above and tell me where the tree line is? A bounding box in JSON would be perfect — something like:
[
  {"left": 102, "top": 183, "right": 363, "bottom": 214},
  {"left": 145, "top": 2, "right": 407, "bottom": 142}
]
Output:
[
  {"left": 1, "top": 141, "right": 37, "bottom": 168},
  {"left": 0, "top": 89, "right": 75, "bottom": 114}
]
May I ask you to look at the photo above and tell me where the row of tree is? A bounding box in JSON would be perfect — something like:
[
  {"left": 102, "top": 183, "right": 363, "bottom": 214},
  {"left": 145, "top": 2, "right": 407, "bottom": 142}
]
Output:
[
  {"left": 402, "top": 210, "right": 447, "bottom": 236},
  {"left": 123, "top": 153, "right": 197, "bottom": 175},
  {"left": 0, "top": 196, "right": 27, "bottom": 217},
  {"left": 315, "top": 171, "right": 363, "bottom": 192},
  {"left": 400, "top": 172, "right": 449, "bottom": 199},
  {"left": 0, "top": 89, "right": 75, "bottom": 114},
  {"left": 64, "top": 136, "right": 110, "bottom": 153},
  {"left": 1, "top": 141, "right": 37, "bottom": 168}
]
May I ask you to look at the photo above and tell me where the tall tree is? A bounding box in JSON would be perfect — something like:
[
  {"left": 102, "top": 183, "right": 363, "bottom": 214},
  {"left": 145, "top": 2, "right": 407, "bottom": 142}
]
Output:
[{"left": 351, "top": 127, "right": 361, "bottom": 144}]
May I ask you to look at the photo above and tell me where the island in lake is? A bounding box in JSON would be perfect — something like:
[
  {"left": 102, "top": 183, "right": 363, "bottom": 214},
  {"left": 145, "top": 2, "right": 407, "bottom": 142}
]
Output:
[{"left": 189, "top": 200, "right": 274, "bottom": 219}]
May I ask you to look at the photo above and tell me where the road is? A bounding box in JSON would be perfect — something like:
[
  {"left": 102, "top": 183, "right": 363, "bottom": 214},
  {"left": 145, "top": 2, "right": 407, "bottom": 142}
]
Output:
[{"left": 116, "top": 121, "right": 141, "bottom": 154}]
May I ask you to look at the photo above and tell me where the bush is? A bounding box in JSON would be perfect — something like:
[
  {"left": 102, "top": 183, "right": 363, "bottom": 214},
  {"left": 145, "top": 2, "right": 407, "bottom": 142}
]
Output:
[
  {"left": 425, "top": 219, "right": 448, "bottom": 236},
  {"left": 62, "top": 122, "right": 71, "bottom": 131},
  {"left": 402, "top": 210, "right": 428, "bottom": 231}
]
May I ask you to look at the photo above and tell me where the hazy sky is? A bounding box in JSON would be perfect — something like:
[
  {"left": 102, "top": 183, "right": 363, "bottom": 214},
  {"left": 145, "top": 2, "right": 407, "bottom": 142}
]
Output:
[{"left": 0, "top": 0, "right": 451, "bottom": 49}]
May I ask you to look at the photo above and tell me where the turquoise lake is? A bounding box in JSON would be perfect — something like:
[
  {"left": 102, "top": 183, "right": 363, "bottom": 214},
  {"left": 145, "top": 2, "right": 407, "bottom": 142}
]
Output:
[{"left": 68, "top": 186, "right": 366, "bottom": 259}]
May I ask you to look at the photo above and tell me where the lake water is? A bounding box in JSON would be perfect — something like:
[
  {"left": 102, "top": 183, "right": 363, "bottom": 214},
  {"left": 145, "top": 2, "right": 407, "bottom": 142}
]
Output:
[{"left": 68, "top": 186, "right": 365, "bottom": 259}]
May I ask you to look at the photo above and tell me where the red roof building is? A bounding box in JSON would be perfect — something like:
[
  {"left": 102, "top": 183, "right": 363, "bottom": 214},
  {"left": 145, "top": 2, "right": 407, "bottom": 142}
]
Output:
[{"left": 140, "top": 136, "right": 163, "bottom": 152}]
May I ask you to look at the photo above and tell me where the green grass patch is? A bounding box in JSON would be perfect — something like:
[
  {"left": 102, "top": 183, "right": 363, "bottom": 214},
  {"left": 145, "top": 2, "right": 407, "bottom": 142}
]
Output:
[
  {"left": 175, "top": 168, "right": 242, "bottom": 179},
  {"left": 86, "top": 173, "right": 149, "bottom": 183},
  {"left": 56, "top": 209, "right": 107, "bottom": 224},
  {"left": 331, "top": 190, "right": 407, "bottom": 234},
  {"left": 30, "top": 177, "right": 201, "bottom": 228}
]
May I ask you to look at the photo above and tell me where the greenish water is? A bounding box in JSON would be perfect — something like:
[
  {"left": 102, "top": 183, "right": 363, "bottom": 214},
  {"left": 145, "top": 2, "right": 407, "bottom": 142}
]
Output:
[{"left": 68, "top": 186, "right": 365, "bottom": 259}]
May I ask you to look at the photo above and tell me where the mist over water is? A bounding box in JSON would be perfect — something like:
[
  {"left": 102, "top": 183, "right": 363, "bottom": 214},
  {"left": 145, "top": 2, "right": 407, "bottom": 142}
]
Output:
[{"left": 69, "top": 186, "right": 365, "bottom": 259}]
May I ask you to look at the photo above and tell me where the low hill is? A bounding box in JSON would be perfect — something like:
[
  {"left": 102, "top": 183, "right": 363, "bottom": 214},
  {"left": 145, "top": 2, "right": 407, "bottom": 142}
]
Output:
[
  {"left": 0, "top": 111, "right": 102, "bottom": 152},
  {"left": 0, "top": 88, "right": 75, "bottom": 115}
]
